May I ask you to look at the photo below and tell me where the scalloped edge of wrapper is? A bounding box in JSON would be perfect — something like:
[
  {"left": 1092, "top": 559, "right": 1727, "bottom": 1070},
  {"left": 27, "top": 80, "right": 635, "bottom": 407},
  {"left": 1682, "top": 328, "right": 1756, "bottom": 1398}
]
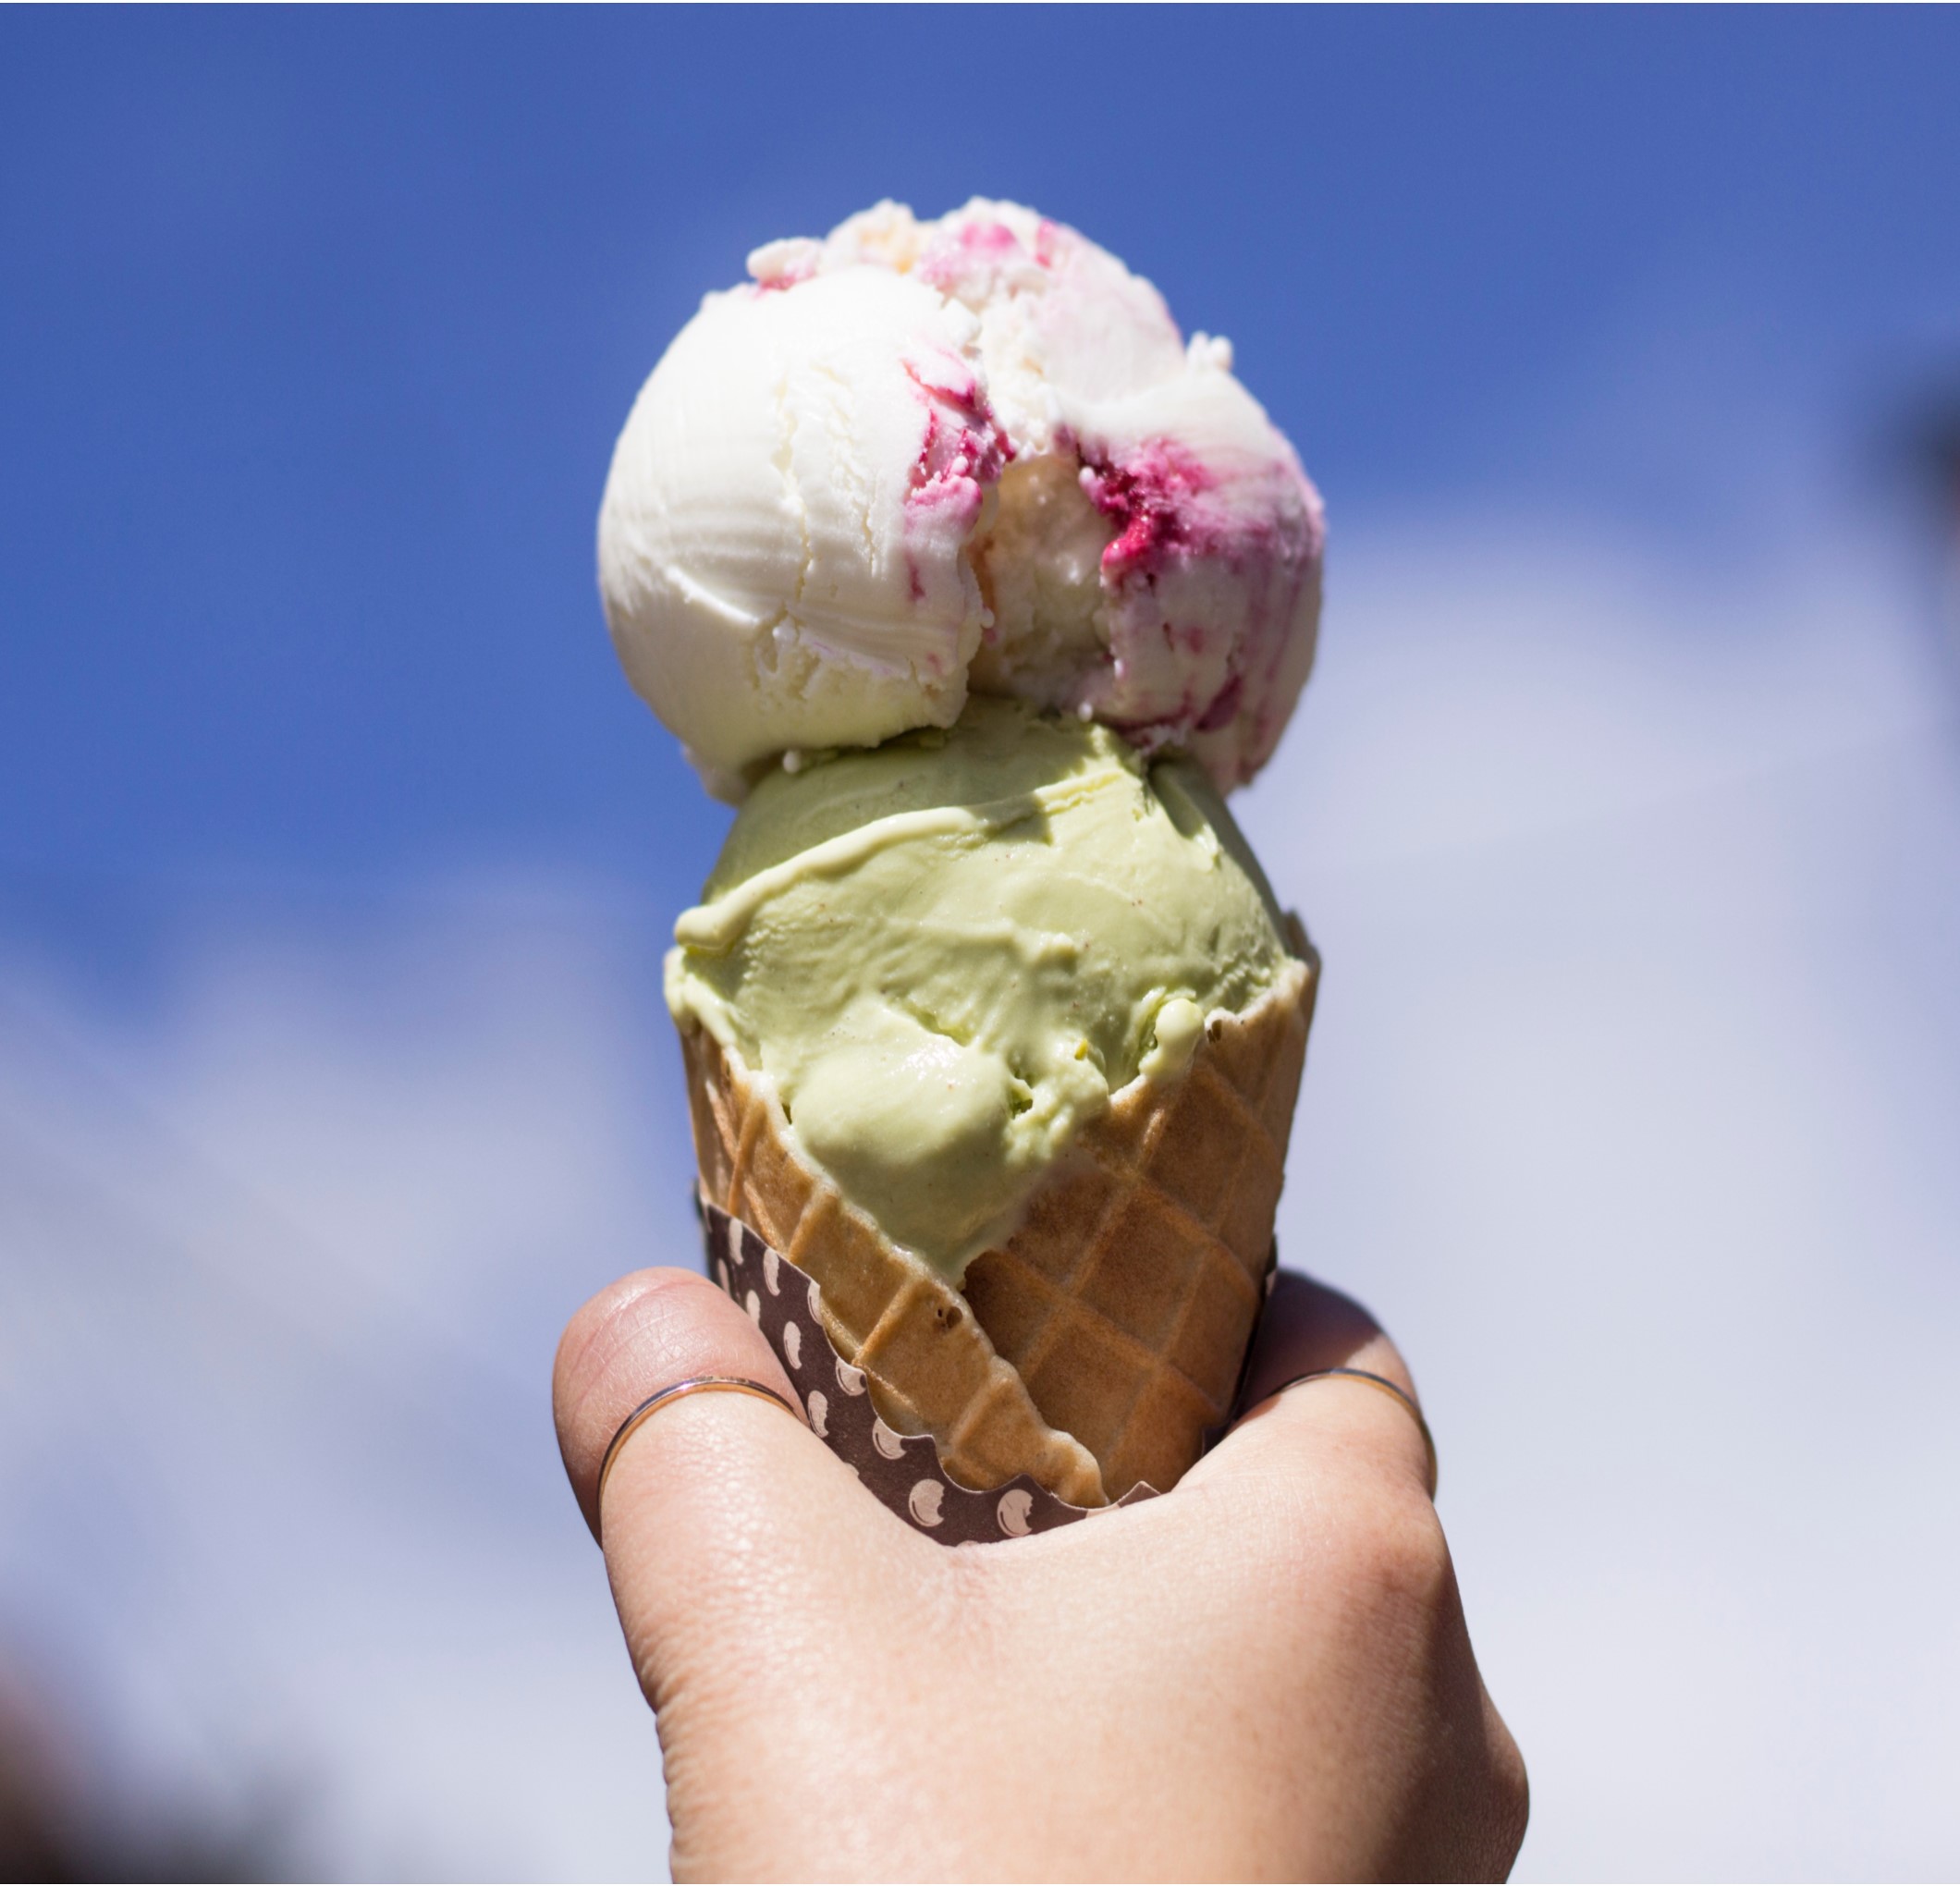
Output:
[
  {"left": 684, "top": 925, "right": 1317, "bottom": 1539},
  {"left": 701, "top": 1203, "right": 1181, "bottom": 1540}
]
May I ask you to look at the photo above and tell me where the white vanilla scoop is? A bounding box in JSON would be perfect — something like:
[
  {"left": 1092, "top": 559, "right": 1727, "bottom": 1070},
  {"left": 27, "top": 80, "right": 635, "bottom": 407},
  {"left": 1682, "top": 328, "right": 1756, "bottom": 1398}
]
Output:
[{"left": 598, "top": 199, "right": 1324, "bottom": 797}]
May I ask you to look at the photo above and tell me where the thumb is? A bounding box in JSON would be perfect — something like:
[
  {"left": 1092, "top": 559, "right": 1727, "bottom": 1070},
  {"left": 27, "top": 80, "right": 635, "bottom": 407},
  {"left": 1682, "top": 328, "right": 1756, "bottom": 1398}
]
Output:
[
  {"left": 552, "top": 1267, "right": 915, "bottom": 1701},
  {"left": 554, "top": 1265, "right": 812, "bottom": 1541}
]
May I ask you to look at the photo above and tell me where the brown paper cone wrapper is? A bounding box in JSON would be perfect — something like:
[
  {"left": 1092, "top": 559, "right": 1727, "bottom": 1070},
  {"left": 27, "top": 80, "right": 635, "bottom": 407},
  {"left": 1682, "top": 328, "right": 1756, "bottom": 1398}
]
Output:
[
  {"left": 681, "top": 935, "right": 1317, "bottom": 1518},
  {"left": 701, "top": 1202, "right": 1169, "bottom": 1541}
]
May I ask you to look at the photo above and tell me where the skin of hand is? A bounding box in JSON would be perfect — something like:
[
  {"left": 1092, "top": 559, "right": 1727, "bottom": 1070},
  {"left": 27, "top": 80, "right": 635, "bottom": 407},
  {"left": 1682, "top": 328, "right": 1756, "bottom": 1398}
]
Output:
[{"left": 554, "top": 1268, "right": 1528, "bottom": 1883}]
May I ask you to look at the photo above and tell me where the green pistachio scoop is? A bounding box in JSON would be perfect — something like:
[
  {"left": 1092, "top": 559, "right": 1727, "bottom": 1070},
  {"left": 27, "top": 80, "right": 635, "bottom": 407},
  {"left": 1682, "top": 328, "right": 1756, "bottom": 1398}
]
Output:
[{"left": 666, "top": 699, "right": 1295, "bottom": 1280}]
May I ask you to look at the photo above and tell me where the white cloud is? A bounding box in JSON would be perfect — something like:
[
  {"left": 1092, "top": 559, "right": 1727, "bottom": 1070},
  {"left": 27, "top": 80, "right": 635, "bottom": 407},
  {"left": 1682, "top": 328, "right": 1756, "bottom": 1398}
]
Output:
[
  {"left": 1237, "top": 511, "right": 1960, "bottom": 1880},
  {"left": 0, "top": 879, "right": 695, "bottom": 1879}
]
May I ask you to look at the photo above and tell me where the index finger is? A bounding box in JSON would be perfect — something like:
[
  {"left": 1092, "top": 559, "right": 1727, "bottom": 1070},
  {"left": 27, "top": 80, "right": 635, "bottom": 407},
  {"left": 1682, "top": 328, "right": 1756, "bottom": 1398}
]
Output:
[
  {"left": 1239, "top": 1271, "right": 1417, "bottom": 1409},
  {"left": 1186, "top": 1271, "right": 1436, "bottom": 1503}
]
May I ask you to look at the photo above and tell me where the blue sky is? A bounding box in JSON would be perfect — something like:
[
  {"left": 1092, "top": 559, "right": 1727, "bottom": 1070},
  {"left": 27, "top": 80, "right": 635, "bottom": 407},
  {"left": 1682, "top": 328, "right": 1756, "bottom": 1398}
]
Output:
[{"left": 5, "top": 7, "right": 1958, "bottom": 912}]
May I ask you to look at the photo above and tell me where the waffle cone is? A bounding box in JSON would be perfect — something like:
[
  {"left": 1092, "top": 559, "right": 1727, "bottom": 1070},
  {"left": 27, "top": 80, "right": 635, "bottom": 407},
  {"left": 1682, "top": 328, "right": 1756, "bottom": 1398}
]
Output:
[{"left": 680, "top": 938, "right": 1317, "bottom": 1507}]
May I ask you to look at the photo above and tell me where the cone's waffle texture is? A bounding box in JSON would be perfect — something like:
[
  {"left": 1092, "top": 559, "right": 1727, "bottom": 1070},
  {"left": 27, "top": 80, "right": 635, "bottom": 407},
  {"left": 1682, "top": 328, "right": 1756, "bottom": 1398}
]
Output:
[
  {"left": 681, "top": 1026, "right": 1108, "bottom": 1506},
  {"left": 961, "top": 947, "right": 1316, "bottom": 1499},
  {"left": 680, "top": 939, "right": 1317, "bottom": 1506}
]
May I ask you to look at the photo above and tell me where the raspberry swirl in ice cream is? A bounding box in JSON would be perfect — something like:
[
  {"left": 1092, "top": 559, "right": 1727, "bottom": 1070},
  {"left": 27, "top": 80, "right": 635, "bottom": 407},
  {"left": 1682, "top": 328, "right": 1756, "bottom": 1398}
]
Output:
[{"left": 598, "top": 198, "right": 1324, "bottom": 797}]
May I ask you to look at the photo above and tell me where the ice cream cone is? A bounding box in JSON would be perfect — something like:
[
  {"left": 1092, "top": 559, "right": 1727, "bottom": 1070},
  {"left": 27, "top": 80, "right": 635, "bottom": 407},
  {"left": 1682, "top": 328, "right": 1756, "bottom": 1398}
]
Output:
[{"left": 680, "top": 941, "right": 1317, "bottom": 1507}]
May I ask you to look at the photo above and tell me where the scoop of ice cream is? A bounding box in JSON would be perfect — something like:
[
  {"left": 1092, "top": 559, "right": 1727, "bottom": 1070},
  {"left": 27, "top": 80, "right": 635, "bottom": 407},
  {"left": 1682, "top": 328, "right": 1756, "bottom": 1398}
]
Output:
[
  {"left": 664, "top": 700, "right": 1297, "bottom": 1277},
  {"left": 601, "top": 200, "right": 1324, "bottom": 798}
]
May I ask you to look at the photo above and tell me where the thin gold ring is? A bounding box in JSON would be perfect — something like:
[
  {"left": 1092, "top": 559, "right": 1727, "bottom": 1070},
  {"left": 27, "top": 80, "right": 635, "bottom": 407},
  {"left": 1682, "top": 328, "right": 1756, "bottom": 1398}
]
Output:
[
  {"left": 1265, "top": 1366, "right": 1439, "bottom": 1497},
  {"left": 597, "top": 1376, "right": 803, "bottom": 1504}
]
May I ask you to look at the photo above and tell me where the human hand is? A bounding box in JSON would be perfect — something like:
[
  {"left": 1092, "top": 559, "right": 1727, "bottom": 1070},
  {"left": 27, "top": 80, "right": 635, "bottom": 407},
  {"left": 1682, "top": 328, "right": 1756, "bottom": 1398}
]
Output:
[{"left": 554, "top": 1267, "right": 1526, "bottom": 1881}]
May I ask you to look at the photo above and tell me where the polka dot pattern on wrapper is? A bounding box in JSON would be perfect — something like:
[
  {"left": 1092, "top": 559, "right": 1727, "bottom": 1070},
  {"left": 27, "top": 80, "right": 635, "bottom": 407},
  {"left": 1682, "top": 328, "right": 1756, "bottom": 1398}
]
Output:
[{"left": 698, "top": 1198, "right": 1165, "bottom": 1543}]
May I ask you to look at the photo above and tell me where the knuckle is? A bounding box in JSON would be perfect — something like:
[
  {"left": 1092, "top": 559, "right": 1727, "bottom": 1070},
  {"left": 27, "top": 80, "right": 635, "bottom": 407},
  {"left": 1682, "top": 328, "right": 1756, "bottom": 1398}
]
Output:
[
  {"left": 1486, "top": 1710, "right": 1532, "bottom": 1853},
  {"left": 559, "top": 1267, "right": 710, "bottom": 1394},
  {"left": 555, "top": 1265, "right": 772, "bottom": 1507},
  {"left": 591, "top": 1268, "right": 751, "bottom": 1393},
  {"left": 1346, "top": 1483, "right": 1453, "bottom": 1610}
]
